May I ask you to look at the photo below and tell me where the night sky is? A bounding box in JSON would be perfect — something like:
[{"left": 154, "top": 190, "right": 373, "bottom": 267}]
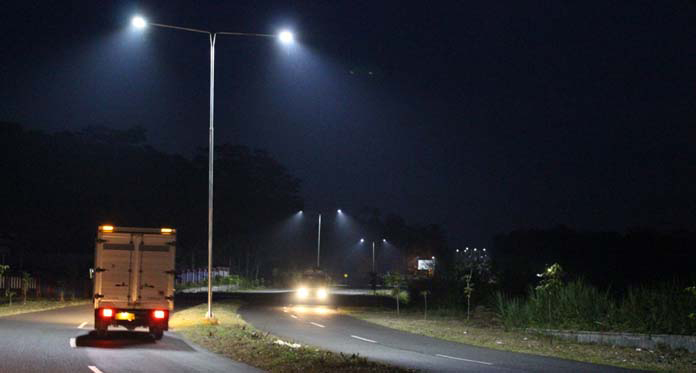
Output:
[{"left": 2, "top": 1, "right": 695, "bottom": 247}]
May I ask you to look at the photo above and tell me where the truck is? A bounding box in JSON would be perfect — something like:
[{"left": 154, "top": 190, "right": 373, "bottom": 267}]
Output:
[{"left": 92, "top": 225, "right": 176, "bottom": 340}]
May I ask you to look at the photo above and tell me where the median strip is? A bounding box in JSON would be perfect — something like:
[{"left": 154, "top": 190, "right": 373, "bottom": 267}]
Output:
[
  {"left": 436, "top": 353, "right": 493, "bottom": 365},
  {"left": 169, "top": 301, "right": 408, "bottom": 372},
  {"left": 351, "top": 335, "right": 377, "bottom": 343}
]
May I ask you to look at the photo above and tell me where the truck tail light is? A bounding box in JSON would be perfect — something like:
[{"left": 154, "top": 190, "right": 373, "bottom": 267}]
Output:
[
  {"left": 102, "top": 308, "right": 113, "bottom": 318},
  {"left": 153, "top": 310, "right": 166, "bottom": 319}
]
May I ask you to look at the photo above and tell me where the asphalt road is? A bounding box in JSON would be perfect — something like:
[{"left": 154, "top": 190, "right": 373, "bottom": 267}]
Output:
[
  {"left": 0, "top": 304, "right": 260, "bottom": 373},
  {"left": 240, "top": 304, "right": 636, "bottom": 372}
]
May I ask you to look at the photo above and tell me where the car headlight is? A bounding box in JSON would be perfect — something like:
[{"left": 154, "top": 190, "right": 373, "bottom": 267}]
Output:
[
  {"left": 316, "top": 288, "right": 328, "bottom": 299},
  {"left": 297, "top": 287, "right": 309, "bottom": 299}
]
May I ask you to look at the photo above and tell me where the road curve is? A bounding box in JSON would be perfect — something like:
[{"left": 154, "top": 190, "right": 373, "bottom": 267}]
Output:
[
  {"left": 0, "top": 304, "right": 260, "bottom": 373},
  {"left": 240, "top": 304, "right": 636, "bottom": 372}
]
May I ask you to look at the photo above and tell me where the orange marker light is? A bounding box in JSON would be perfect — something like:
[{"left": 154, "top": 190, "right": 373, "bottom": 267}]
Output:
[
  {"left": 101, "top": 225, "right": 114, "bottom": 233},
  {"left": 160, "top": 228, "right": 173, "bottom": 234}
]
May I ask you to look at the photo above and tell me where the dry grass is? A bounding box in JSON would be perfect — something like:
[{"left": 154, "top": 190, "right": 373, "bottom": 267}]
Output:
[
  {"left": 344, "top": 307, "right": 696, "bottom": 372},
  {"left": 0, "top": 299, "right": 89, "bottom": 318},
  {"left": 170, "top": 301, "right": 413, "bottom": 373}
]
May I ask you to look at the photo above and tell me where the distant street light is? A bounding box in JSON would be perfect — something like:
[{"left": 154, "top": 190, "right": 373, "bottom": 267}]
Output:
[
  {"left": 298, "top": 210, "right": 340, "bottom": 268},
  {"left": 131, "top": 15, "right": 294, "bottom": 319},
  {"left": 359, "top": 238, "right": 387, "bottom": 273}
]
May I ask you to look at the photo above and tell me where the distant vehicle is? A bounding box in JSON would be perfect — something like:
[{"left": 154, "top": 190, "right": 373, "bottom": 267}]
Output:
[
  {"left": 293, "top": 268, "right": 331, "bottom": 305},
  {"left": 92, "top": 225, "right": 176, "bottom": 340}
]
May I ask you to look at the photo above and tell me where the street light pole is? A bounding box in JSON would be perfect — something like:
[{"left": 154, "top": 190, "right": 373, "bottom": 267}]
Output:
[
  {"left": 131, "top": 16, "right": 295, "bottom": 319},
  {"left": 372, "top": 241, "right": 375, "bottom": 273},
  {"left": 317, "top": 213, "right": 322, "bottom": 268},
  {"left": 206, "top": 33, "right": 216, "bottom": 319}
]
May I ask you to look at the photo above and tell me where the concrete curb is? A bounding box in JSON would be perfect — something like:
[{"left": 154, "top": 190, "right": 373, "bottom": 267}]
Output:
[{"left": 529, "top": 328, "right": 696, "bottom": 352}]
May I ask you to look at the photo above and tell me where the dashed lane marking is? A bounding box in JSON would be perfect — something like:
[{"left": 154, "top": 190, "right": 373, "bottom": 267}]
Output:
[
  {"left": 78, "top": 322, "right": 88, "bottom": 329},
  {"left": 88, "top": 366, "right": 104, "bottom": 373},
  {"left": 436, "top": 354, "right": 493, "bottom": 365},
  {"left": 310, "top": 322, "right": 325, "bottom": 328},
  {"left": 69, "top": 338, "right": 76, "bottom": 348},
  {"left": 290, "top": 314, "right": 298, "bottom": 319},
  {"left": 350, "top": 335, "right": 377, "bottom": 343}
]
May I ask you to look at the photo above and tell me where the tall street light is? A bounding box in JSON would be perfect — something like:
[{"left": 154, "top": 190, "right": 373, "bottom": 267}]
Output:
[
  {"left": 360, "top": 238, "right": 387, "bottom": 273},
  {"left": 131, "top": 15, "right": 294, "bottom": 319},
  {"left": 298, "top": 209, "right": 341, "bottom": 269}
]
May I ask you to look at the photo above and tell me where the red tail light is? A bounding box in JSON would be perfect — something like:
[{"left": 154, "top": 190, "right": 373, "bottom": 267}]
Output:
[
  {"left": 102, "top": 308, "right": 113, "bottom": 318},
  {"left": 153, "top": 310, "right": 166, "bottom": 319}
]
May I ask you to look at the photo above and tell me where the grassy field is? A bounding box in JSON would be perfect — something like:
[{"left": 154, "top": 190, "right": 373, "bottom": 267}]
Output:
[
  {"left": 169, "top": 301, "right": 412, "bottom": 373},
  {"left": 344, "top": 307, "right": 696, "bottom": 372},
  {"left": 0, "top": 299, "right": 89, "bottom": 318}
]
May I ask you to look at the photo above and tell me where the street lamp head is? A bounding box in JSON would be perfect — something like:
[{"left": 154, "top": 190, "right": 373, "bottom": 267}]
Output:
[
  {"left": 382, "top": 238, "right": 387, "bottom": 243},
  {"left": 337, "top": 209, "right": 342, "bottom": 214},
  {"left": 278, "top": 30, "right": 294, "bottom": 45},
  {"left": 131, "top": 15, "right": 147, "bottom": 30},
  {"left": 360, "top": 238, "right": 365, "bottom": 243},
  {"left": 298, "top": 210, "right": 303, "bottom": 214}
]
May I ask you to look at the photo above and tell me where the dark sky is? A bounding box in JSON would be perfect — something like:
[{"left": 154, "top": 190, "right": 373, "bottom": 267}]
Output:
[{"left": 2, "top": 1, "right": 695, "bottom": 247}]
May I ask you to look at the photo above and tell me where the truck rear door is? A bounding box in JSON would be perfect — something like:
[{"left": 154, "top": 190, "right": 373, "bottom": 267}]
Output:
[
  {"left": 138, "top": 233, "right": 175, "bottom": 308},
  {"left": 97, "top": 232, "right": 135, "bottom": 305}
]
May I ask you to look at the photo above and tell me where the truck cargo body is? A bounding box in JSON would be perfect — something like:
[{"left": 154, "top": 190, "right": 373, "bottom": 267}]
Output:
[{"left": 93, "top": 226, "right": 176, "bottom": 339}]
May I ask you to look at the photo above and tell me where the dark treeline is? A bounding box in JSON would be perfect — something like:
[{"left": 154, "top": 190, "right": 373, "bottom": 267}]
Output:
[
  {"left": 492, "top": 225, "right": 696, "bottom": 295},
  {"left": 0, "top": 122, "right": 303, "bottom": 284}
]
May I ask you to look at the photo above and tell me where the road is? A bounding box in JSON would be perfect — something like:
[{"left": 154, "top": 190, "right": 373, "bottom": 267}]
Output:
[
  {"left": 240, "top": 304, "right": 635, "bottom": 372},
  {"left": 0, "top": 304, "right": 260, "bottom": 373}
]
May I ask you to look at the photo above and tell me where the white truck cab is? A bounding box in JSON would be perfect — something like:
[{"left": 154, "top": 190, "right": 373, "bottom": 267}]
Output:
[{"left": 93, "top": 225, "right": 176, "bottom": 340}]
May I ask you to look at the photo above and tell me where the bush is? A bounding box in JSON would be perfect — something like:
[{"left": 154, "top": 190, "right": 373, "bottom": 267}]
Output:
[{"left": 496, "top": 279, "right": 696, "bottom": 335}]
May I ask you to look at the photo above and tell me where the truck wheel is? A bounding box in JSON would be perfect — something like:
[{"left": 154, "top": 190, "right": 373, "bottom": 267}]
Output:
[{"left": 150, "top": 327, "right": 163, "bottom": 340}]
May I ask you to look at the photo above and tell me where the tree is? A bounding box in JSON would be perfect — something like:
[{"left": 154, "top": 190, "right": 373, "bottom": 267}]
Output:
[
  {"left": 384, "top": 272, "right": 406, "bottom": 316},
  {"left": 21, "top": 272, "right": 31, "bottom": 305},
  {"left": 536, "top": 263, "right": 564, "bottom": 322}
]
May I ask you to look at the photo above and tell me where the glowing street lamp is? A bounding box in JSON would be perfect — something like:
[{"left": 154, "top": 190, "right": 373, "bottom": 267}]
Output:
[
  {"left": 131, "top": 16, "right": 147, "bottom": 29},
  {"left": 131, "top": 14, "right": 295, "bottom": 319}
]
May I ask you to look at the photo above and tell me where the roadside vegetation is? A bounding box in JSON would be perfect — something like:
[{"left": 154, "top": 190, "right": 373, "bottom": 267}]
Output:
[
  {"left": 170, "top": 301, "right": 412, "bottom": 373},
  {"left": 496, "top": 278, "right": 696, "bottom": 335},
  {"left": 345, "top": 306, "right": 696, "bottom": 372},
  {"left": 0, "top": 299, "right": 89, "bottom": 318}
]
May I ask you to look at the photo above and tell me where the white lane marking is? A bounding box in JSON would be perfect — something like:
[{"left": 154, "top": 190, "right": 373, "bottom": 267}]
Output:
[
  {"left": 309, "top": 322, "right": 325, "bottom": 328},
  {"left": 69, "top": 338, "right": 76, "bottom": 348},
  {"left": 88, "top": 366, "right": 104, "bottom": 373},
  {"left": 350, "top": 335, "right": 377, "bottom": 343},
  {"left": 436, "top": 354, "right": 493, "bottom": 365},
  {"left": 290, "top": 314, "right": 298, "bottom": 319},
  {"left": 78, "top": 322, "right": 88, "bottom": 329}
]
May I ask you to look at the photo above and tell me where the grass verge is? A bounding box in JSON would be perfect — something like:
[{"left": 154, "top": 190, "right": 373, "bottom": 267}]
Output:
[
  {"left": 0, "top": 299, "right": 89, "bottom": 318},
  {"left": 344, "top": 307, "right": 696, "bottom": 372},
  {"left": 170, "top": 301, "right": 412, "bottom": 373}
]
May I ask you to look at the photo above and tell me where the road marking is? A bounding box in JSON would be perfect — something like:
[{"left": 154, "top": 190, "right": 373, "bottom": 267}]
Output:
[
  {"left": 436, "top": 354, "right": 493, "bottom": 365},
  {"left": 78, "top": 322, "right": 88, "bottom": 329},
  {"left": 350, "top": 335, "right": 377, "bottom": 343},
  {"left": 88, "top": 366, "right": 104, "bottom": 373},
  {"left": 309, "top": 322, "right": 325, "bottom": 328},
  {"left": 69, "top": 338, "right": 76, "bottom": 348},
  {"left": 290, "top": 314, "right": 298, "bottom": 319}
]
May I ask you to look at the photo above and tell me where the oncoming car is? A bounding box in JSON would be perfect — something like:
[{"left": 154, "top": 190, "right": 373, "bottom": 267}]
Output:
[{"left": 293, "top": 269, "right": 331, "bottom": 305}]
